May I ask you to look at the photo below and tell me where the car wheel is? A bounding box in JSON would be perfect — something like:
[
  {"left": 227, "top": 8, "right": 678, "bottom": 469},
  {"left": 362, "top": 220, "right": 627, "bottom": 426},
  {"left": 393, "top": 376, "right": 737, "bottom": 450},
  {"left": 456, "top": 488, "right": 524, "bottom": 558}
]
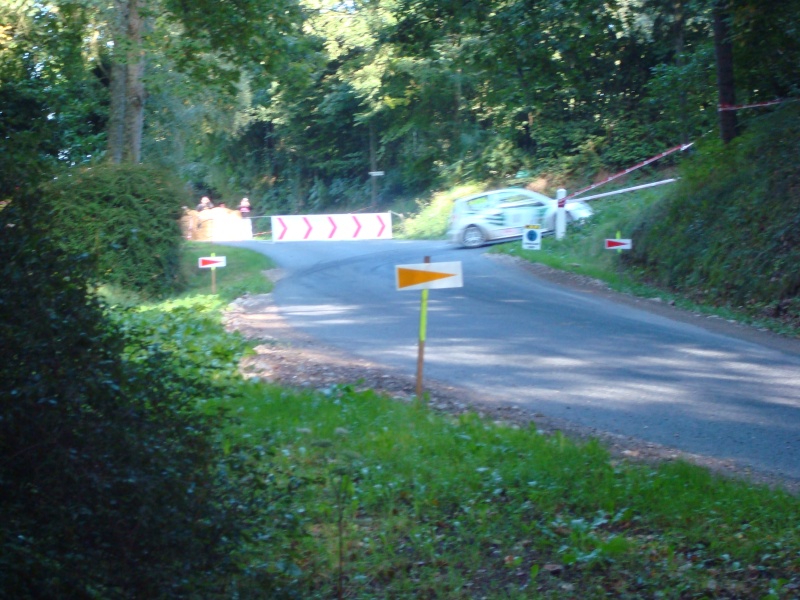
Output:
[{"left": 461, "top": 225, "right": 487, "bottom": 248}]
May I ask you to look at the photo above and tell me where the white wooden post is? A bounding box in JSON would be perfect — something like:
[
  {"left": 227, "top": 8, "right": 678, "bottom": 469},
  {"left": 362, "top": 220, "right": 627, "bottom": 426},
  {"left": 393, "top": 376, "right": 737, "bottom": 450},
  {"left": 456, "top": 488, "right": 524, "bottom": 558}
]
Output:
[{"left": 555, "top": 188, "right": 567, "bottom": 240}]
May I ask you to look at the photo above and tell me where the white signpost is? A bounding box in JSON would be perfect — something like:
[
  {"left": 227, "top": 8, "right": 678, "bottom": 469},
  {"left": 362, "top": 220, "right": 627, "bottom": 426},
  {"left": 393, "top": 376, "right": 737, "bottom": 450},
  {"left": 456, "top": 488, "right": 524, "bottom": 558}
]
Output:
[
  {"left": 271, "top": 213, "right": 392, "bottom": 242},
  {"left": 198, "top": 256, "right": 227, "bottom": 268},
  {"left": 605, "top": 239, "right": 633, "bottom": 250},
  {"left": 522, "top": 224, "right": 542, "bottom": 250},
  {"left": 198, "top": 255, "right": 226, "bottom": 294},
  {"left": 395, "top": 261, "right": 463, "bottom": 291},
  {"left": 396, "top": 260, "right": 464, "bottom": 401}
]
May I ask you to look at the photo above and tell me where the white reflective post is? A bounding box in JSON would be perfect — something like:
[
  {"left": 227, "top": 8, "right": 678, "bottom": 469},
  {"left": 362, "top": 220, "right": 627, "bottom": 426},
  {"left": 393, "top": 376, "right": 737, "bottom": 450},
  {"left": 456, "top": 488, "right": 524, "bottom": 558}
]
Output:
[{"left": 555, "top": 188, "right": 567, "bottom": 240}]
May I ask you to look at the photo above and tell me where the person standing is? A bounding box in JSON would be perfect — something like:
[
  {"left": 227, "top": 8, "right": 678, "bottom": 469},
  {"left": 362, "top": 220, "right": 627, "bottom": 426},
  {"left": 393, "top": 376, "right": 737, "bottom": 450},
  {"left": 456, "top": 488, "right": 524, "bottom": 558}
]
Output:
[
  {"left": 238, "top": 197, "right": 251, "bottom": 217},
  {"left": 196, "top": 196, "right": 214, "bottom": 211}
]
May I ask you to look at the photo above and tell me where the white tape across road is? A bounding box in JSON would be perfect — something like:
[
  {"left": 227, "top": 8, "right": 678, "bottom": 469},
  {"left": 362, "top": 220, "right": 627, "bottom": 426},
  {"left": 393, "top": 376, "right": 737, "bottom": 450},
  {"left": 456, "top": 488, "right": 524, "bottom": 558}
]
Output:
[
  {"left": 718, "top": 98, "right": 798, "bottom": 112},
  {"left": 558, "top": 143, "right": 694, "bottom": 207}
]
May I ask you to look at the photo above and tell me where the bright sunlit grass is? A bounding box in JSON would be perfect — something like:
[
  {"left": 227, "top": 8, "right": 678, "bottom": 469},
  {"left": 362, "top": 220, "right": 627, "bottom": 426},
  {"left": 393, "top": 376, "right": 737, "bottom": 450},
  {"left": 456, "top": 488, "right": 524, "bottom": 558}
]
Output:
[
  {"left": 396, "top": 184, "right": 482, "bottom": 240},
  {"left": 180, "top": 241, "right": 275, "bottom": 300},
  {"left": 107, "top": 222, "right": 800, "bottom": 598}
]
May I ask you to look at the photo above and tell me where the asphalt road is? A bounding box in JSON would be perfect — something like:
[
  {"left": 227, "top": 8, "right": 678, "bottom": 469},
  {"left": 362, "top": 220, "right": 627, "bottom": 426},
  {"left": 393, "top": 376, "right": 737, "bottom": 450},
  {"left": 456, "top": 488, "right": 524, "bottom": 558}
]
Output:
[{"left": 229, "top": 239, "right": 800, "bottom": 483}]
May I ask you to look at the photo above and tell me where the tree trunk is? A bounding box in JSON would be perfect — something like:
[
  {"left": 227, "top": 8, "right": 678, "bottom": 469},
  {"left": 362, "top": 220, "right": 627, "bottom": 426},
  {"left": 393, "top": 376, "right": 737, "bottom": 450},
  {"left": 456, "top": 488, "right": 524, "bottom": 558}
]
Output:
[
  {"left": 107, "top": 61, "right": 126, "bottom": 163},
  {"left": 122, "top": 0, "right": 145, "bottom": 163},
  {"left": 106, "top": 0, "right": 145, "bottom": 164},
  {"left": 673, "top": 2, "right": 690, "bottom": 145},
  {"left": 106, "top": 0, "right": 129, "bottom": 163},
  {"left": 713, "top": 0, "right": 738, "bottom": 144}
]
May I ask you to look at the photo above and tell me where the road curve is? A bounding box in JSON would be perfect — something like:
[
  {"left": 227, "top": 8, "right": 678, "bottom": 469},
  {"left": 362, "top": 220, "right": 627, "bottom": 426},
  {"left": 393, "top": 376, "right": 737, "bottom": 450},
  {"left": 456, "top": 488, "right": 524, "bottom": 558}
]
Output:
[{"left": 227, "top": 239, "right": 800, "bottom": 483}]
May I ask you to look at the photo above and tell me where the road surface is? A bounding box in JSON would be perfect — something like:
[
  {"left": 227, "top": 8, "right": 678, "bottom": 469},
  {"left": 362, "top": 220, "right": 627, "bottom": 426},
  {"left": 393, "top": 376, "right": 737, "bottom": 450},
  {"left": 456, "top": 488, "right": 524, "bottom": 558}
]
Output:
[{"left": 228, "top": 239, "right": 800, "bottom": 483}]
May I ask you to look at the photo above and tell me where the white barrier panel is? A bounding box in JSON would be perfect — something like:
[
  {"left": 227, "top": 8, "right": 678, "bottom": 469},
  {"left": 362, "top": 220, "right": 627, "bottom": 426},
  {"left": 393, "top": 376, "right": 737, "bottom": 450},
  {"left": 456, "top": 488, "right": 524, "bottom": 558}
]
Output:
[{"left": 271, "top": 213, "right": 392, "bottom": 242}]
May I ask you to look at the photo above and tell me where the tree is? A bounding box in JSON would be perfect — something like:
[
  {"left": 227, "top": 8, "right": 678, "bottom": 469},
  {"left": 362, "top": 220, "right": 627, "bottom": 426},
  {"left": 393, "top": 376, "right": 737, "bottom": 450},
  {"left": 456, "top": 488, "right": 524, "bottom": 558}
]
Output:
[
  {"left": 712, "top": 0, "right": 738, "bottom": 143},
  {"left": 0, "top": 191, "right": 305, "bottom": 597},
  {"left": 45, "top": 0, "right": 305, "bottom": 164},
  {"left": 0, "top": 1, "right": 108, "bottom": 181}
]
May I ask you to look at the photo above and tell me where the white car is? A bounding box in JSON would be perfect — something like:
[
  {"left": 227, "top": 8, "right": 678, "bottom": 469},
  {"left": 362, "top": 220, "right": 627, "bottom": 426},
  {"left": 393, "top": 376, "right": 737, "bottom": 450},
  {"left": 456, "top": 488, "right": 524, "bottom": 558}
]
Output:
[{"left": 447, "top": 188, "right": 593, "bottom": 248}]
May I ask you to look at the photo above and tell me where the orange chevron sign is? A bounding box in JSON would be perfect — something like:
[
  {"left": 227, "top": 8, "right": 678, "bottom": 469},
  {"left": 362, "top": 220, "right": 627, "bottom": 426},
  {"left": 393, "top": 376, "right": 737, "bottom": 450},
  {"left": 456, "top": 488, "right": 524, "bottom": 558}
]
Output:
[{"left": 396, "top": 262, "right": 463, "bottom": 291}]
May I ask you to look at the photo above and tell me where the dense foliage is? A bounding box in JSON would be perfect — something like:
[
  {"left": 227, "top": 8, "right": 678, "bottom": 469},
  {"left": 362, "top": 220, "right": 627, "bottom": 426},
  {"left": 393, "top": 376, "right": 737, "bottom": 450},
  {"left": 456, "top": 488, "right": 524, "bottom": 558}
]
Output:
[
  {"left": 43, "top": 163, "right": 189, "bottom": 297},
  {"left": 0, "top": 196, "right": 304, "bottom": 598},
  {"left": 3, "top": 0, "right": 799, "bottom": 210},
  {"left": 628, "top": 103, "right": 800, "bottom": 324}
]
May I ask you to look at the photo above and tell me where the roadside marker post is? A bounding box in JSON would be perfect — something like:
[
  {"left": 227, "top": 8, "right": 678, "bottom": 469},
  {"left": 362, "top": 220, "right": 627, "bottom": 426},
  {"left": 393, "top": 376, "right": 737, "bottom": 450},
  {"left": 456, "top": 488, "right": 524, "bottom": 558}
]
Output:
[
  {"left": 522, "top": 224, "right": 542, "bottom": 250},
  {"left": 395, "top": 259, "right": 463, "bottom": 401},
  {"left": 605, "top": 233, "right": 632, "bottom": 285},
  {"left": 198, "top": 253, "right": 227, "bottom": 294},
  {"left": 604, "top": 236, "right": 632, "bottom": 250},
  {"left": 417, "top": 257, "right": 431, "bottom": 403},
  {"left": 555, "top": 189, "right": 568, "bottom": 240}
]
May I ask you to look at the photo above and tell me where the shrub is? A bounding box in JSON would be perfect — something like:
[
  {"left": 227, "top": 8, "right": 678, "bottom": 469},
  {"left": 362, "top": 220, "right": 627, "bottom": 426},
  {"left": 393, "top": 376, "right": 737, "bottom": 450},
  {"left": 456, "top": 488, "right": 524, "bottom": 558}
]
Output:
[
  {"left": 0, "top": 194, "right": 302, "bottom": 598},
  {"left": 629, "top": 104, "right": 800, "bottom": 316},
  {"left": 43, "top": 162, "right": 189, "bottom": 297}
]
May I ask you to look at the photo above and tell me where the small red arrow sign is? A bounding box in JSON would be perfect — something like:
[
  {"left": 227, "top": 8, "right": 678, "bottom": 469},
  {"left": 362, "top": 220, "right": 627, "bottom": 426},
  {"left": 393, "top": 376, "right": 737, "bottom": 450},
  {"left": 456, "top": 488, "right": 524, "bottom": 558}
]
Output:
[
  {"left": 605, "top": 239, "right": 632, "bottom": 250},
  {"left": 328, "top": 216, "right": 337, "bottom": 239},
  {"left": 277, "top": 217, "right": 288, "bottom": 240},
  {"left": 352, "top": 215, "right": 361, "bottom": 238},
  {"left": 199, "top": 256, "right": 227, "bottom": 268},
  {"left": 303, "top": 217, "right": 312, "bottom": 240}
]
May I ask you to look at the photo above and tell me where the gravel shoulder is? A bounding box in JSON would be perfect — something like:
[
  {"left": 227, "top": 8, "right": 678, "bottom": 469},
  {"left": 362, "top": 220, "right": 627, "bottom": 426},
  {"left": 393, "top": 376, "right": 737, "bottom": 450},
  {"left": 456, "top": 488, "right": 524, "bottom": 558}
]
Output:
[{"left": 223, "top": 260, "right": 800, "bottom": 494}]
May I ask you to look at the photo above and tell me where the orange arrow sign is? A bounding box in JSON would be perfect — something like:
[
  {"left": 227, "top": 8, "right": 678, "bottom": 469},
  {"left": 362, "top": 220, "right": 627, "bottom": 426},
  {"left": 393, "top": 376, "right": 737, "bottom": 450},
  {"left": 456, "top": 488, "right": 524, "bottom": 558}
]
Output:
[{"left": 396, "top": 262, "right": 463, "bottom": 291}]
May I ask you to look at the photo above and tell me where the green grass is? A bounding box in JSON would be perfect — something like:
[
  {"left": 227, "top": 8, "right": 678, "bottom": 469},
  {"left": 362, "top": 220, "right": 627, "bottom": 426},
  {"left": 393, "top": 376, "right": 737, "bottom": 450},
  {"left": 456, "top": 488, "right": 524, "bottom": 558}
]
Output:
[
  {"left": 216, "top": 381, "right": 800, "bottom": 599},
  {"left": 396, "top": 184, "right": 482, "bottom": 240},
  {"left": 492, "top": 188, "right": 800, "bottom": 337},
  {"left": 492, "top": 187, "right": 662, "bottom": 289},
  {"left": 176, "top": 237, "right": 800, "bottom": 597},
  {"left": 114, "top": 235, "right": 800, "bottom": 598},
  {"left": 179, "top": 241, "right": 275, "bottom": 301}
]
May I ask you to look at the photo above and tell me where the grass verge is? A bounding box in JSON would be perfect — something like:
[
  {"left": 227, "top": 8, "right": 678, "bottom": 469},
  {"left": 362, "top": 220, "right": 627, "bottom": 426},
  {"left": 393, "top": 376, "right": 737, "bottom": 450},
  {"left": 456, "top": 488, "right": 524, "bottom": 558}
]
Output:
[
  {"left": 223, "top": 381, "right": 800, "bottom": 599},
  {"left": 180, "top": 241, "right": 275, "bottom": 301},
  {"left": 492, "top": 189, "right": 800, "bottom": 337},
  {"left": 116, "top": 240, "right": 800, "bottom": 598}
]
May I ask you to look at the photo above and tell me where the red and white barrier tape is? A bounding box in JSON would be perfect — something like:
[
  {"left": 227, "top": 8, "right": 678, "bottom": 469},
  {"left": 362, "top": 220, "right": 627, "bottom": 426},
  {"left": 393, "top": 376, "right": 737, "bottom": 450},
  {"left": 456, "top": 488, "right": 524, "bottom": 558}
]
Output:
[
  {"left": 559, "top": 143, "right": 693, "bottom": 207},
  {"left": 576, "top": 178, "right": 678, "bottom": 202},
  {"left": 718, "top": 98, "right": 798, "bottom": 111}
]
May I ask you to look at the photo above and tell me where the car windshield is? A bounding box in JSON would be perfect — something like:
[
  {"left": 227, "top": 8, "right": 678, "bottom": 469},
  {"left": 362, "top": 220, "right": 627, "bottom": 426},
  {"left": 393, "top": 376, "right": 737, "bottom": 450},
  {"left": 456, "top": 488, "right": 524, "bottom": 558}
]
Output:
[{"left": 464, "top": 196, "right": 496, "bottom": 211}]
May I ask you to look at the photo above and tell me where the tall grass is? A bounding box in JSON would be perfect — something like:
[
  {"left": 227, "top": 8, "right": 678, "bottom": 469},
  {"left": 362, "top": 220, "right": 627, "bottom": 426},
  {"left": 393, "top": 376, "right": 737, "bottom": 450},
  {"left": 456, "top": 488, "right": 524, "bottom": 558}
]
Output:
[
  {"left": 219, "top": 380, "right": 800, "bottom": 599},
  {"left": 492, "top": 187, "right": 673, "bottom": 301},
  {"left": 114, "top": 239, "right": 800, "bottom": 598},
  {"left": 180, "top": 241, "right": 275, "bottom": 300},
  {"left": 397, "top": 184, "right": 482, "bottom": 239}
]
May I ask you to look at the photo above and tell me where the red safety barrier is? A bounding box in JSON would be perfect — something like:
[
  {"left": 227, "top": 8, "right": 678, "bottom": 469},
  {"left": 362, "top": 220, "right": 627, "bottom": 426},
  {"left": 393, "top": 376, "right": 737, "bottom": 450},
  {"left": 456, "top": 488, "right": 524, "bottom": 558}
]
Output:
[
  {"left": 718, "top": 98, "right": 798, "bottom": 112},
  {"left": 558, "top": 143, "right": 694, "bottom": 207}
]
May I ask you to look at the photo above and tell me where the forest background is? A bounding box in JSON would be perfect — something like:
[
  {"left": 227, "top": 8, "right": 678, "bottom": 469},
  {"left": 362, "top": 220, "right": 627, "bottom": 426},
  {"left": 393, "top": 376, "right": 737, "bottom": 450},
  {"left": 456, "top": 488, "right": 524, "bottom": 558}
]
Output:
[
  {"left": 3, "top": 0, "right": 798, "bottom": 212},
  {"left": 3, "top": 0, "right": 800, "bottom": 597}
]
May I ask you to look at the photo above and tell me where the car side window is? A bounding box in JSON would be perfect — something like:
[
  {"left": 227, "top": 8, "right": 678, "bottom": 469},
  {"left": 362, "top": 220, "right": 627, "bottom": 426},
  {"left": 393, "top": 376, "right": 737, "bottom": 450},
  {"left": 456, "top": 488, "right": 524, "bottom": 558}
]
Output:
[
  {"left": 466, "top": 196, "right": 497, "bottom": 211},
  {"left": 500, "top": 194, "right": 545, "bottom": 208}
]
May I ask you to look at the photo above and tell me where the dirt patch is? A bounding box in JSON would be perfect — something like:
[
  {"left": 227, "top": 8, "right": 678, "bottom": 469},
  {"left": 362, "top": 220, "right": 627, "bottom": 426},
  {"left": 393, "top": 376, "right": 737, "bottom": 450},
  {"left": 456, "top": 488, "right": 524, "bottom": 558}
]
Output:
[{"left": 223, "top": 261, "right": 800, "bottom": 494}]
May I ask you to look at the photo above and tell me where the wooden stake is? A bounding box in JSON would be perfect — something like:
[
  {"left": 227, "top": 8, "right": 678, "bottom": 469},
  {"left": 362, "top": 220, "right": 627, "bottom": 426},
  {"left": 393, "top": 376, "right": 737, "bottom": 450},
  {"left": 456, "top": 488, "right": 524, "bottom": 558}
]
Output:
[
  {"left": 211, "top": 252, "right": 217, "bottom": 294},
  {"left": 415, "top": 256, "right": 430, "bottom": 402}
]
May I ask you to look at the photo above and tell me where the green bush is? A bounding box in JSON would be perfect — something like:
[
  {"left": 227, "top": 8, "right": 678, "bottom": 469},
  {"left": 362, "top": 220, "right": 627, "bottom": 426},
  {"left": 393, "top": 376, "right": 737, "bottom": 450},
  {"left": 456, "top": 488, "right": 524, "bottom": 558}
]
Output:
[
  {"left": 43, "top": 162, "right": 189, "bottom": 297},
  {"left": 629, "top": 104, "right": 800, "bottom": 320},
  {"left": 0, "top": 194, "right": 303, "bottom": 598}
]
